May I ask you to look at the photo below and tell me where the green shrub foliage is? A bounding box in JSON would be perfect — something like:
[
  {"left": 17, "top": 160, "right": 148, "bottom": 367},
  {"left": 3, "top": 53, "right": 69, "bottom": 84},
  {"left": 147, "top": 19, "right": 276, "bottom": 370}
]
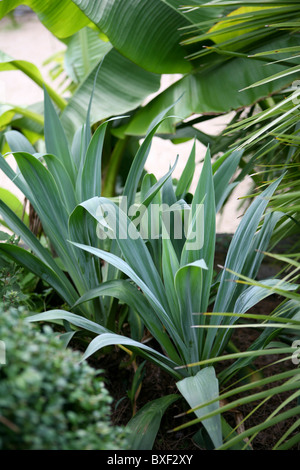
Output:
[{"left": 0, "top": 307, "right": 128, "bottom": 450}]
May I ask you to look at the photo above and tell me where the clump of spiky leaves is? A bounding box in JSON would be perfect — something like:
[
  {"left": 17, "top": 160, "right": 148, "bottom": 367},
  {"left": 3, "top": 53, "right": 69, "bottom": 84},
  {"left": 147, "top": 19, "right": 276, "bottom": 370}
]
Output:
[
  {"left": 1, "top": 86, "right": 293, "bottom": 449},
  {"left": 0, "top": 88, "right": 181, "bottom": 326},
  {"left": 171, "top": 259, "right": 300, "bottom": 450},
  {"left": 26, "top": 138, "right": 289, "bottom": 448}
]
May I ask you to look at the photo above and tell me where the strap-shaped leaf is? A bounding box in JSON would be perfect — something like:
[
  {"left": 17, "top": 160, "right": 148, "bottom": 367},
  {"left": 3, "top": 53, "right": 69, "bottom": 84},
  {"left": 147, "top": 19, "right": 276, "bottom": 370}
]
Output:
[
  {"left": 0, "top": 200, "right": 79, "bottom": 306},
  {"left": 43, "top": 154, "right": 78, "bottom": 214},
  {"left": 12, "top": 152, "right": 70, "bottom": 248},
  {"left": 0, "top": 245, "right": 77, "bottom": 307},
  {"left": 5, "top": 130, "right": 36, "bottom": 154},
  {"left": 215, "top": 177, "right": 283, "bottom": 314},
  {"left": 213, "top": 149, "right": 244, "bottom": 212},
  {"left": 80, "top": 332, "right": 182, "bottom": 378},
  {"left": 73, "top": 279, "right": 181, "bottom": 364},
  {"left": 0, "top": 200, "right": 64, "bottom": 275},
  {"left": 175, "top": 260, "right": 208, "bottom": 364},
  {"left": 69, "top": 240, "right": 188, "bottom": 358},
  {"left": 181, "top": 147, "right": 215, "bottom": 316},
  {"left": 122, "top": 103, "right": 178, "bottom": 209},
  {"left": 234, "top": 279, "right": 299, "bottom": 314},
  {"left": 162, "top": 224, "right": 181, "bottom": 329},
  {"left": 44, "top": 89, "right": 75, "bottom": 183},
  {"left": 68, "top": 203, "right": 101, "bottom": 295},
  {"left": 175, "top": 140, "right": 196, "bottom": 199},
  {"left": 219, "top": 299, "right": 300, "bottom": 383},
  {"left": 27, "top": 309, "right": 107, "bottom": 334},
  {"left": 177, "top": 367, "right": 222, "bottom": 449},
  {"left": 78, "top": 197, "right": 169, "bottom": 313},
  {"left": 79, "top": 122, "right": 107, "bottom": 199},
  {"left": 202, "top": 175, "right": 283, "bottom": 359},
  {"left": 0, "top": 153, "right": 33, "bottom": 202},
  {"left": 126, "top": 395, "right": 180, "bottom": 450}
]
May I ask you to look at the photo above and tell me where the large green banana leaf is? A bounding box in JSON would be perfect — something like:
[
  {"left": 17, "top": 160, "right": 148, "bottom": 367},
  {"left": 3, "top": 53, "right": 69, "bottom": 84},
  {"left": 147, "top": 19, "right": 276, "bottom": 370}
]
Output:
[
  {"left": 0, "top": 0, "right": 216, "bottom": 72},
  {"left": 121, "top": 35, "right": 300, "bottom": 135},
  {"left": 61, "top": 49, "right": 161, "bottom": 138},
  {"left": 0, "top": 51, "right": 66, "bottom": 110},
  {"left": 64, "top": 28, "right": 113, "bottom": 84},
  {"left": 1, "top": 1, "right": 299, "bottom": 139},
  {"left": 71, "top": 0, "right": 218, "bottom": 73},
  {"left": 0, "top": 0, "right": 90, "bottom": 37},
  {"left": 0, "top": 47, "right": 161, "bottom": 141},
  {"left": 70, "top": 1, "right": 300, "bottom": 134}
]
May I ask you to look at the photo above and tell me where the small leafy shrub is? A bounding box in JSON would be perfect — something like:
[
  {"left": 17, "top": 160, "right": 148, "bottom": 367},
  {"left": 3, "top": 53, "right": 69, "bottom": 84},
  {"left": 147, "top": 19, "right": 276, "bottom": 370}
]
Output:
[{"left": 0, "top": 307, "right": 128, "bottom": 450}]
